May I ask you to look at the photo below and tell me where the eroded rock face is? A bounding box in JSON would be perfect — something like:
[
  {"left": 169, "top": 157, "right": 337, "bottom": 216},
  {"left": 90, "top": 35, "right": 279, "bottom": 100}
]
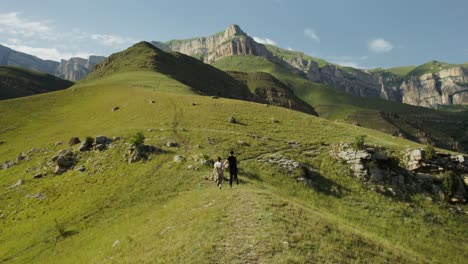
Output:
[
  {"left": 0, "top": 44, "right": 105, "bottom": 81},
  {"left": 401, "top": 67, "right": 468, "bottom": 107}
]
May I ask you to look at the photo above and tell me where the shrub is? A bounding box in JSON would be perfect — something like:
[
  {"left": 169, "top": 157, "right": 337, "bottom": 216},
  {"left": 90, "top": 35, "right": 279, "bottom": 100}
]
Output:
[
  {"left": 129, "top": 131, "right": 145, "bottom": 146},
  {"left": 442, "top": 171, "right": 459, "bottom": 197},
  {"left": 424, "top": 144, "right": 436, "bottom": 160},
  {"left": 352, "top": 135, "right": 366, "bottom": 150}
]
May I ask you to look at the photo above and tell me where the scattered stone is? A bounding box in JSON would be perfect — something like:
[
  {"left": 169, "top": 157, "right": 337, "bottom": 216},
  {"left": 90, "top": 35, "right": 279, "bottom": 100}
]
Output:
[
  {"left": 113, "top": 136, "right": 121, "bottom": 141},
  {"left": 237, "top": 140, "right": 249, "bottom": 146},
  {"left": 55, "top": 142, "right": 63, "bottom": 146},
  {"left": 53, "top": 150, "right": 77, "bottom": 175},
  {"left": 147, "top": 128, "right": 155, "bottom": 132},
  {"left": 26, "top": 193, "right": 47, "bottom": 200},
  {"left": 95, "top": 135, "right": 112, "bottom": 145},
  {"left": 228, "top": 117, "right": 237, "bottom": 124},
  {"left": 173, "top": 155, "right": 184, "bottom": 162},
  {"left": 33, "top": 173, "right": 43, "bottom": 179},
  {"left": 0, "top": 141, "right": 4, "bottom": 145},
  {"left": 210, "top": 96, "right": 219, "bottom": 99},
  {"left": 192, "top": 102, "right": 197, "bottom": 106},
  {"left": 126, "top": 144, "right": 159, "bottom": 163},
  {"left": 9, "top": 179, "right": 24, "bottom": 189},
  {"left": 149, "top": 100, "right": 155, "bottom": 104},
  {"left": 94, "top": 144, "right": 106, "bottom": 151},
  {"left": 75, "top": 165, "right": 86, "bottom": 172},
  {"left": 112, "top": 106, "right": 120, "bottom": 112},
  {"left": 68, "top": 137, "right": 81, "bottom": 146},
  {"left": 257, "top": 153, "right": 303, "bottom": 174},
  {"left": 112, "top": 240, "right": 121, "bottom": 248},
  {"left": 16, "top": 152, "right": 29, "bottom": 163},
  {"left": 2, "top": 160, "right": 14, "bottom": 170},
  {"left": 166, "top": 141, "right": 178, "bottom": 148},
  {"left": 187, "top": 165, "right": 199, "bottom": 171},
  {"left": 270, "top": 118, "right": 279, "bottom": 123}
]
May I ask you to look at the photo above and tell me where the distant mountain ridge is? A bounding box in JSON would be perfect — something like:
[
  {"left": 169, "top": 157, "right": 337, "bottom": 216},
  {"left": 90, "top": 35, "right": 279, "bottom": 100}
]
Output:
[
  {"left": 153, "top": 25, "right": 468, "bottom": 109},
  {"left": 0, "top": 44, "right": 105, "bottom": 81}
]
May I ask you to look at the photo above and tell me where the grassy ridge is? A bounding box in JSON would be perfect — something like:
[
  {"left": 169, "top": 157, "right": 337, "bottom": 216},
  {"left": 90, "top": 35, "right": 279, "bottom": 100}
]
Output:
[
  {"left": 0, "top": 76, "right": 466, "bottom": 262},
  {"left": 0, "top": 66, "right": 73, "bottom": 100}
]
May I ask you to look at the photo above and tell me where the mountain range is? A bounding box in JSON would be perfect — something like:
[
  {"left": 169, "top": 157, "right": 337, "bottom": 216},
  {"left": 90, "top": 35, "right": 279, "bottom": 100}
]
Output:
[
  {"left": 1, "top": 25, "right": 467, "bottom": 109},
  {"left": 0, "top": 44, "right": 105, "bottom": 82},
  {"left": 0, "top": 26, "right": 467, "bottom": 263}
]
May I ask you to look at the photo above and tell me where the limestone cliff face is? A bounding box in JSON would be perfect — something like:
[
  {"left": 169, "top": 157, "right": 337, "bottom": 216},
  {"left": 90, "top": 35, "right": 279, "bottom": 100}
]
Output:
[
  {"left": 0, "top": 44, "right": 105, "bottom": 81},
  {"left": 401, "top": 67, "right": 468, "bottom": 107},
  {"left": 56, "top": 56, "right": 105, "bottom": 81},
  {"left": 167, "top": 25, "right": 271, "bottom": 64}
]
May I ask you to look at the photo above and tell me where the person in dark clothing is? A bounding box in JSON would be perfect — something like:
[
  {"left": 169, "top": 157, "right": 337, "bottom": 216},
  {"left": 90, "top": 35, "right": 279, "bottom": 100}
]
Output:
[{"left": 225, "top": 150, "right": 239, "bottom": 187}]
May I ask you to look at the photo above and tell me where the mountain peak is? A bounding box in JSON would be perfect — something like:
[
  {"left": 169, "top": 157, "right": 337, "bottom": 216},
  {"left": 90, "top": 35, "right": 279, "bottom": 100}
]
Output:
[{"left": 224, "top": 24, "right": 246, "bottom": 37}]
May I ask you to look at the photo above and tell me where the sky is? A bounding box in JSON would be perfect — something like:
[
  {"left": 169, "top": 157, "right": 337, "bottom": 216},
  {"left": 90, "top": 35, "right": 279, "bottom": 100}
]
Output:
[{"left": 1, "top": 0, "right": 467, "bottom": 69}]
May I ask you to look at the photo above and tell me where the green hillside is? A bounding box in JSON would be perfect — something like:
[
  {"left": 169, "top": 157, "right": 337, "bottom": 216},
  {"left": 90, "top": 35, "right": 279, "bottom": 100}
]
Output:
[
  {"left": 0, "top": 66, "right": 73, "bottom": 100},
  {"left": 0, "top": 46, "right": 467, "bottom": 263},
  {"left": 227, "top": 71, "right": 317, "bottom": 115},
  {"left": 213, "top": 55, "right": 468, "bottom": 152},
  {"left": 407, "top": 61, "right": 459, "bottom": 77},
  {"left": 1, "top": 78, "right": 467, "bottom": 263}
]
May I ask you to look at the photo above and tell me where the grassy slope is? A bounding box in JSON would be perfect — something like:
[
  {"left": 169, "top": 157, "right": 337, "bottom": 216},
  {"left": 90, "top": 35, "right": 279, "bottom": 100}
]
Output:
[
  {"left": 227, "top": 71, "right": 317, "bottom": 115},
  {"left": 0, "top": 66, "right": 73, "bottom": 100},
  {"left": 83, "top": 41, "right": 252, "bottom": 100},
  {"left": 213, "top": 55, "right": 468, "bottom": 151},
  {"left": 0, "top": 66, "right": 467, "bottom": 263}
]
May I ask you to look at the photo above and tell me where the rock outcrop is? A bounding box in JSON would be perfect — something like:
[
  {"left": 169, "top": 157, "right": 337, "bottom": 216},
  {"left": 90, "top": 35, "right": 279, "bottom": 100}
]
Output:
[
  {"left": 333, "top": 143, "right": 468, "bottom": 203},
  {"left": 401, "top": 67, "right": 468, "bottom": 107}
]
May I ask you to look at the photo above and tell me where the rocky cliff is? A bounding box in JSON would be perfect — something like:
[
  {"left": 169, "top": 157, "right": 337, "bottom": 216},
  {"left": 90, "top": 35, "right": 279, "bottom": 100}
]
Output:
[
  {"left": 401, "top": 66, "right": 468, "bottom": 107},
  {"left": 0, "top": 44, "right": 104, "bottom": 81},
  {"left": 158, "top": 25, "right": 468, "bottom": 108}
]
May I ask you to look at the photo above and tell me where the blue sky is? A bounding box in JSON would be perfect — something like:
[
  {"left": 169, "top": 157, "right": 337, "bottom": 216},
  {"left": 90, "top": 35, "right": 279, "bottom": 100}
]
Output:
[{"left": 1, "top": 0, "right": 467, "bottom": 68}]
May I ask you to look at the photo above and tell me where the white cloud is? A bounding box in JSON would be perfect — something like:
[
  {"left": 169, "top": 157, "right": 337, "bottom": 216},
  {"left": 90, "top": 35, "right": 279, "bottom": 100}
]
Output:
[
  {"left": 369, "top": 38, "right": 393, "bottom": 53},
  {"left": 304, "top": 28, "right": 320, "bottom": 42},
  {"left": 287, "top": 47, "right": 293, "bottom": 51},
  {"left": 253, "top": 36, "right": 277, "bottom": 46},
  {"left": 0, "top": 12, "right": 135, "bottom": 60},
  {"left": 0, "top": 12, "right": 51, "bottom": 38},
  {"left": 91, "top": 34, "right": 135, "bottom": 47},
  {"left": 1, "top": 43, "right": 91, "bottom": 61},
  {"left": 328, "top": 55, "right": 369, "bottom": 69}
]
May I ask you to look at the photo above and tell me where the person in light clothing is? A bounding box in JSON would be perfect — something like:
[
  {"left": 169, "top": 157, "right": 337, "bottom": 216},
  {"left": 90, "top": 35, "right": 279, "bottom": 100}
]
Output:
[{"left": 213, "top": 157, "right": 224, "bottom": 189}]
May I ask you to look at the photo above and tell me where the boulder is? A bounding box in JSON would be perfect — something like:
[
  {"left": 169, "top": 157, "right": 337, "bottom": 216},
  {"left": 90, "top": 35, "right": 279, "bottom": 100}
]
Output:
[
  {"left": 173, "top": 155, "right": 184, "bottom": 162},
  {"left": 79, "top": 143, "right": 90, "bottom": 152},
  {"left": 68, "top": 137, "right": 81, "bottom": 146},
  {"left": 75, "top": 165, "right": 86, "bottom": 172},
  {"left": 9, "top": 179, "right": 24, "bottom": 189},
  {"left": 228, "top": 117, "right": 237, "bottom": 124},
  {"left": 404, "top": 149, "right": 426, "bottom": 171},
  {"left": 33, "top": 173, "right": 43, "bottom": 179},
  {"left": 94, "top": 144, "right": 106, "bottom": 151},
  {"left": 53, "top": 150, "right": 76, "bottom": 174},
  {"left": 2, "top": 160, "right": 14, "bottom": 170},
  {"left": 95, "top": 135, "right": 112, "bottom": 145},
  {"left": 166, "top": 141, "right": 178, "bottom": 148},
  {"left": 112, "top": 106, "right": 120, "bottom": 112}
]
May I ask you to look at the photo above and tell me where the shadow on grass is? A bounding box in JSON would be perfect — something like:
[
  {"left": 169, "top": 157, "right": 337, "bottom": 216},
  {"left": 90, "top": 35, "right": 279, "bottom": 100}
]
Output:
[
  {"left": 239, "top": 168, "right": 263, "bottom": 182},
  {"left": 303, "top": 166, "right": 349, "bottom": 198}
]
